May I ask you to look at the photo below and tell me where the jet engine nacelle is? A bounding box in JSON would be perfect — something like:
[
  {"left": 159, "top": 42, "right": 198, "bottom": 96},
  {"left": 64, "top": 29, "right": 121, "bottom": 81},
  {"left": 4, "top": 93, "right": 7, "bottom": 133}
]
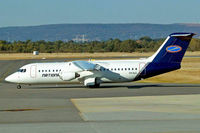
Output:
[{"left": 59, "top": 72, "right": 80, "bottom": 81}]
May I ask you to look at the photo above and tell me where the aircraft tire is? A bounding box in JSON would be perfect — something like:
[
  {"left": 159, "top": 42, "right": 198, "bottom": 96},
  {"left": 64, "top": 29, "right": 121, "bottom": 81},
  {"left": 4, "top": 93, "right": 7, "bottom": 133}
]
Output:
[
  {"left": 88, "top": 83, "right": 100, "bottom": 88},
  {"left": 94, "top": 83, "right": 100, "bottom": 88},
  {"left": 17, "top": 85, "right": 21, "bottom": 89}
]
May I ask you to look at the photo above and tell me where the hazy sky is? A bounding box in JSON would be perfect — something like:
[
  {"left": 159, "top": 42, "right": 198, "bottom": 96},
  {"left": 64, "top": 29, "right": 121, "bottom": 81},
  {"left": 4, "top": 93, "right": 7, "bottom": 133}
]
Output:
[{"left": 0, "top": 0, "right": 200, "bottom": 27}]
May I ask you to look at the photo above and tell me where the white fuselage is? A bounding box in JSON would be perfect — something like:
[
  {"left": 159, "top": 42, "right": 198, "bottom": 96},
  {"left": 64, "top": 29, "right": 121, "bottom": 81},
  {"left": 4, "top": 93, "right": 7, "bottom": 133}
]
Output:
[{"left": 6, "top": 59, "right": 147, "bottom": 85}]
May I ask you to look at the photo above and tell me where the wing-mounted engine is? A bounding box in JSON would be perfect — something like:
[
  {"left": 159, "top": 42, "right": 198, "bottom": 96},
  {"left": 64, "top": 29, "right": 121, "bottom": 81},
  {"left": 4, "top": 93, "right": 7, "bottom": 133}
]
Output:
[
  {"left": 59, "top": 71, "right": 80, "bottom": 81},
  {"left": 59, "top": 60, "right": 102, "bottom": 87}
]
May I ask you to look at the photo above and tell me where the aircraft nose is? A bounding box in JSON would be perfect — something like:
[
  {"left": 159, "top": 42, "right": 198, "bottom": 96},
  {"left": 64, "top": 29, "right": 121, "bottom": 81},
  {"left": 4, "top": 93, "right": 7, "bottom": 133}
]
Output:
[{"left": 5, "top": 74, "right": 17, "bottom": 83}]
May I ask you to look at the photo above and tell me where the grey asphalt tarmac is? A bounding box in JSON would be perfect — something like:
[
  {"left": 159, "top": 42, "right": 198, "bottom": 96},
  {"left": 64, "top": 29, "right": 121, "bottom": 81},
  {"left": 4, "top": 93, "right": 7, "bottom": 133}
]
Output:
[{"left": 0, "top": 59, "right": 200, "bottom": 133}]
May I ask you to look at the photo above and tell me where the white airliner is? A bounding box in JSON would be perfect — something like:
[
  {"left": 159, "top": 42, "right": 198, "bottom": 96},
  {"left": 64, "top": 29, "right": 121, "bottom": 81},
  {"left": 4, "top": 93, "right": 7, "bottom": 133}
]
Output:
[{"left": 5, "top": 33, "right": 195, "bottom": 89}]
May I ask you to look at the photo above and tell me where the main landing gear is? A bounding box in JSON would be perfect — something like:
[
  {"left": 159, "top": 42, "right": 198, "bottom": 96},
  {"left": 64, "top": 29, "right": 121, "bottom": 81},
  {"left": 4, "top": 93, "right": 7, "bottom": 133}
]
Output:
[
  {"left": 88, "top": 83, "right": 100, "bottom": 88},
  {"left": 17, "top": 84, "right": 21, "bottom": 89}
]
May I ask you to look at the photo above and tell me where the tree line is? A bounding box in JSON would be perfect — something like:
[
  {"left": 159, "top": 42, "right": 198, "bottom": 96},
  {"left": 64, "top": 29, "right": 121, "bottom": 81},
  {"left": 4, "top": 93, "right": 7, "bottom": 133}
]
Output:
[{"left": 0, "top": 36, "right": 200, "bottom": 53}]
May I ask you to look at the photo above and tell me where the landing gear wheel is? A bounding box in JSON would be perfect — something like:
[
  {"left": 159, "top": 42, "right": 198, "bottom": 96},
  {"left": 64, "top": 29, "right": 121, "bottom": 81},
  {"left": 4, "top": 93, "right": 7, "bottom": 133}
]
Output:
[
  {"left": 88, "top": 83, "right": 100, "bottom": 88},
  {"left": 94, "top": 83, "right": 100, "bottom": 88},
  {"left": 17, "top": 85, "right": 21, "bottom": 89}
]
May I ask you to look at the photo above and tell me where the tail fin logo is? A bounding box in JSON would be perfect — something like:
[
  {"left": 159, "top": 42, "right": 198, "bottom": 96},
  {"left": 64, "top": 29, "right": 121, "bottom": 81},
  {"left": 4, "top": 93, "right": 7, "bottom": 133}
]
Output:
[{"left": 166, "top": 45, "right": 182, "bottom": 53}]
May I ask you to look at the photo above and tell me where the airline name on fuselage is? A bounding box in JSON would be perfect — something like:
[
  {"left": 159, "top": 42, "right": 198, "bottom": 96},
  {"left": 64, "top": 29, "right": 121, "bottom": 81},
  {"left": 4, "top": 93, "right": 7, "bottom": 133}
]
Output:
[{"left": 42, "top": 73, "right": 59, "bottom": 77}]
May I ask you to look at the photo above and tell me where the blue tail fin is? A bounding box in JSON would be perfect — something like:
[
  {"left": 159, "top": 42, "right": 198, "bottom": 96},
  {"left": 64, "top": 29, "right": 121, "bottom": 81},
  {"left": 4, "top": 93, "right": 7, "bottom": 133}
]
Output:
[
  {"left": 149, "top": 32, "right": 195, "bottom": 63},
  {"left": 138, "top": 32, "right": 195, "bottom": 79}
]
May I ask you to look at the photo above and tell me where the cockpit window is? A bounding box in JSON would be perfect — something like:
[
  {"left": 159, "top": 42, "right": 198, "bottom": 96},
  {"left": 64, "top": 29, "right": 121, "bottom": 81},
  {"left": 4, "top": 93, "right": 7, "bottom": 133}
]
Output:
[
  {"left": 17, "top": 69, "right": 22, "bottom": 72},
  {"left": 17, "top": 69, "right": 26, "bottom": 73}
]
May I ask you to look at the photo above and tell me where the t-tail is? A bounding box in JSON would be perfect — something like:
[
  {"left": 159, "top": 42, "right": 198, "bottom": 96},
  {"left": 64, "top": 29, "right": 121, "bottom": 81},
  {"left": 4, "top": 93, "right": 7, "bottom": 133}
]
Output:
[{"left": 136, "top": 32, "right": 196, "bottom": 80}]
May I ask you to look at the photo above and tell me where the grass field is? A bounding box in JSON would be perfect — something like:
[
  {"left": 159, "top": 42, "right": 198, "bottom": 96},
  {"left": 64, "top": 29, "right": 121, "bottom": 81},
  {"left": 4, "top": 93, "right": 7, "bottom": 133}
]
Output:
[
  {"left": 0, "top": 52, "right": 199, "bottom": 84},
  {"left": 0, "top": 52, "right": 152, "bottom": 60},
  {"left": 0, "top": 51, "right": 200, "bottom": 60}
]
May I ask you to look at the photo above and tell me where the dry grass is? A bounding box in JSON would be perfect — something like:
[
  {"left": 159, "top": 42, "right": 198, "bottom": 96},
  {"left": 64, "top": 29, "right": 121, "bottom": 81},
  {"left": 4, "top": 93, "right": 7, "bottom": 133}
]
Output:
[
  {"left": 138, "top": 58, "right": 200, "bottom": 84},
  {"left": 0, "top": 51, "right": 199, "bottom": 60},
  {"left": 0, "top": 52, "right": 151, "bottom": 60}
]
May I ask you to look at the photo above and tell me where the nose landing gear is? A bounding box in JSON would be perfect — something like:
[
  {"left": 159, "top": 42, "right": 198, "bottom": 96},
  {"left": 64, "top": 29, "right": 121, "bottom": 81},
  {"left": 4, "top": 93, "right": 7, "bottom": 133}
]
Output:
[{"left": 17, "top": 85, "right": 21, "bottom": 89}]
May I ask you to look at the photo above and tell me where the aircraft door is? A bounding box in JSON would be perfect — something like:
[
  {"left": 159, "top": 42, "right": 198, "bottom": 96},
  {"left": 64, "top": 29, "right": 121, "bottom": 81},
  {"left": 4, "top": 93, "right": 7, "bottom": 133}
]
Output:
[{"left": 30, "top": 65, "right": 37, "bottom": 78}]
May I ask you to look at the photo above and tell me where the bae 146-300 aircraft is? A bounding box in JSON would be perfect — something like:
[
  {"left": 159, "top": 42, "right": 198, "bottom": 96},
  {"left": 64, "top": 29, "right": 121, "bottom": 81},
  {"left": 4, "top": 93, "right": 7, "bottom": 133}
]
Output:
[{"left": 5, "top": 33, "right": 195, "bottom": 89}]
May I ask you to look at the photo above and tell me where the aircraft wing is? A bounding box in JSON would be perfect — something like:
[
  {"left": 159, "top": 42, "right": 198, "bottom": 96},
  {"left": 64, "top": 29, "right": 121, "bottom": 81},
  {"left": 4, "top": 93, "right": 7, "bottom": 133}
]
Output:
[{"left": 72, "top": 61, "right": 100, "bottom": 71}]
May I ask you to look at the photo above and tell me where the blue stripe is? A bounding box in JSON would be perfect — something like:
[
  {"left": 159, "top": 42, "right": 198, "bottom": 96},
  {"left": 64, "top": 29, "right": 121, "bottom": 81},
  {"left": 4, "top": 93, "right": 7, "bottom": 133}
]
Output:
[{"left": 167, "top": 46, "right": 181, "bottom": 52}]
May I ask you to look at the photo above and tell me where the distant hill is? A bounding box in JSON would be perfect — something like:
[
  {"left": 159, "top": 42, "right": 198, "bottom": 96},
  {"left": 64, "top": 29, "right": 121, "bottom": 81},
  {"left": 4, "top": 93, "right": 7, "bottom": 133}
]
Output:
[{"left": 0, "top": 23, "right": 200, "bottom": 41}]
